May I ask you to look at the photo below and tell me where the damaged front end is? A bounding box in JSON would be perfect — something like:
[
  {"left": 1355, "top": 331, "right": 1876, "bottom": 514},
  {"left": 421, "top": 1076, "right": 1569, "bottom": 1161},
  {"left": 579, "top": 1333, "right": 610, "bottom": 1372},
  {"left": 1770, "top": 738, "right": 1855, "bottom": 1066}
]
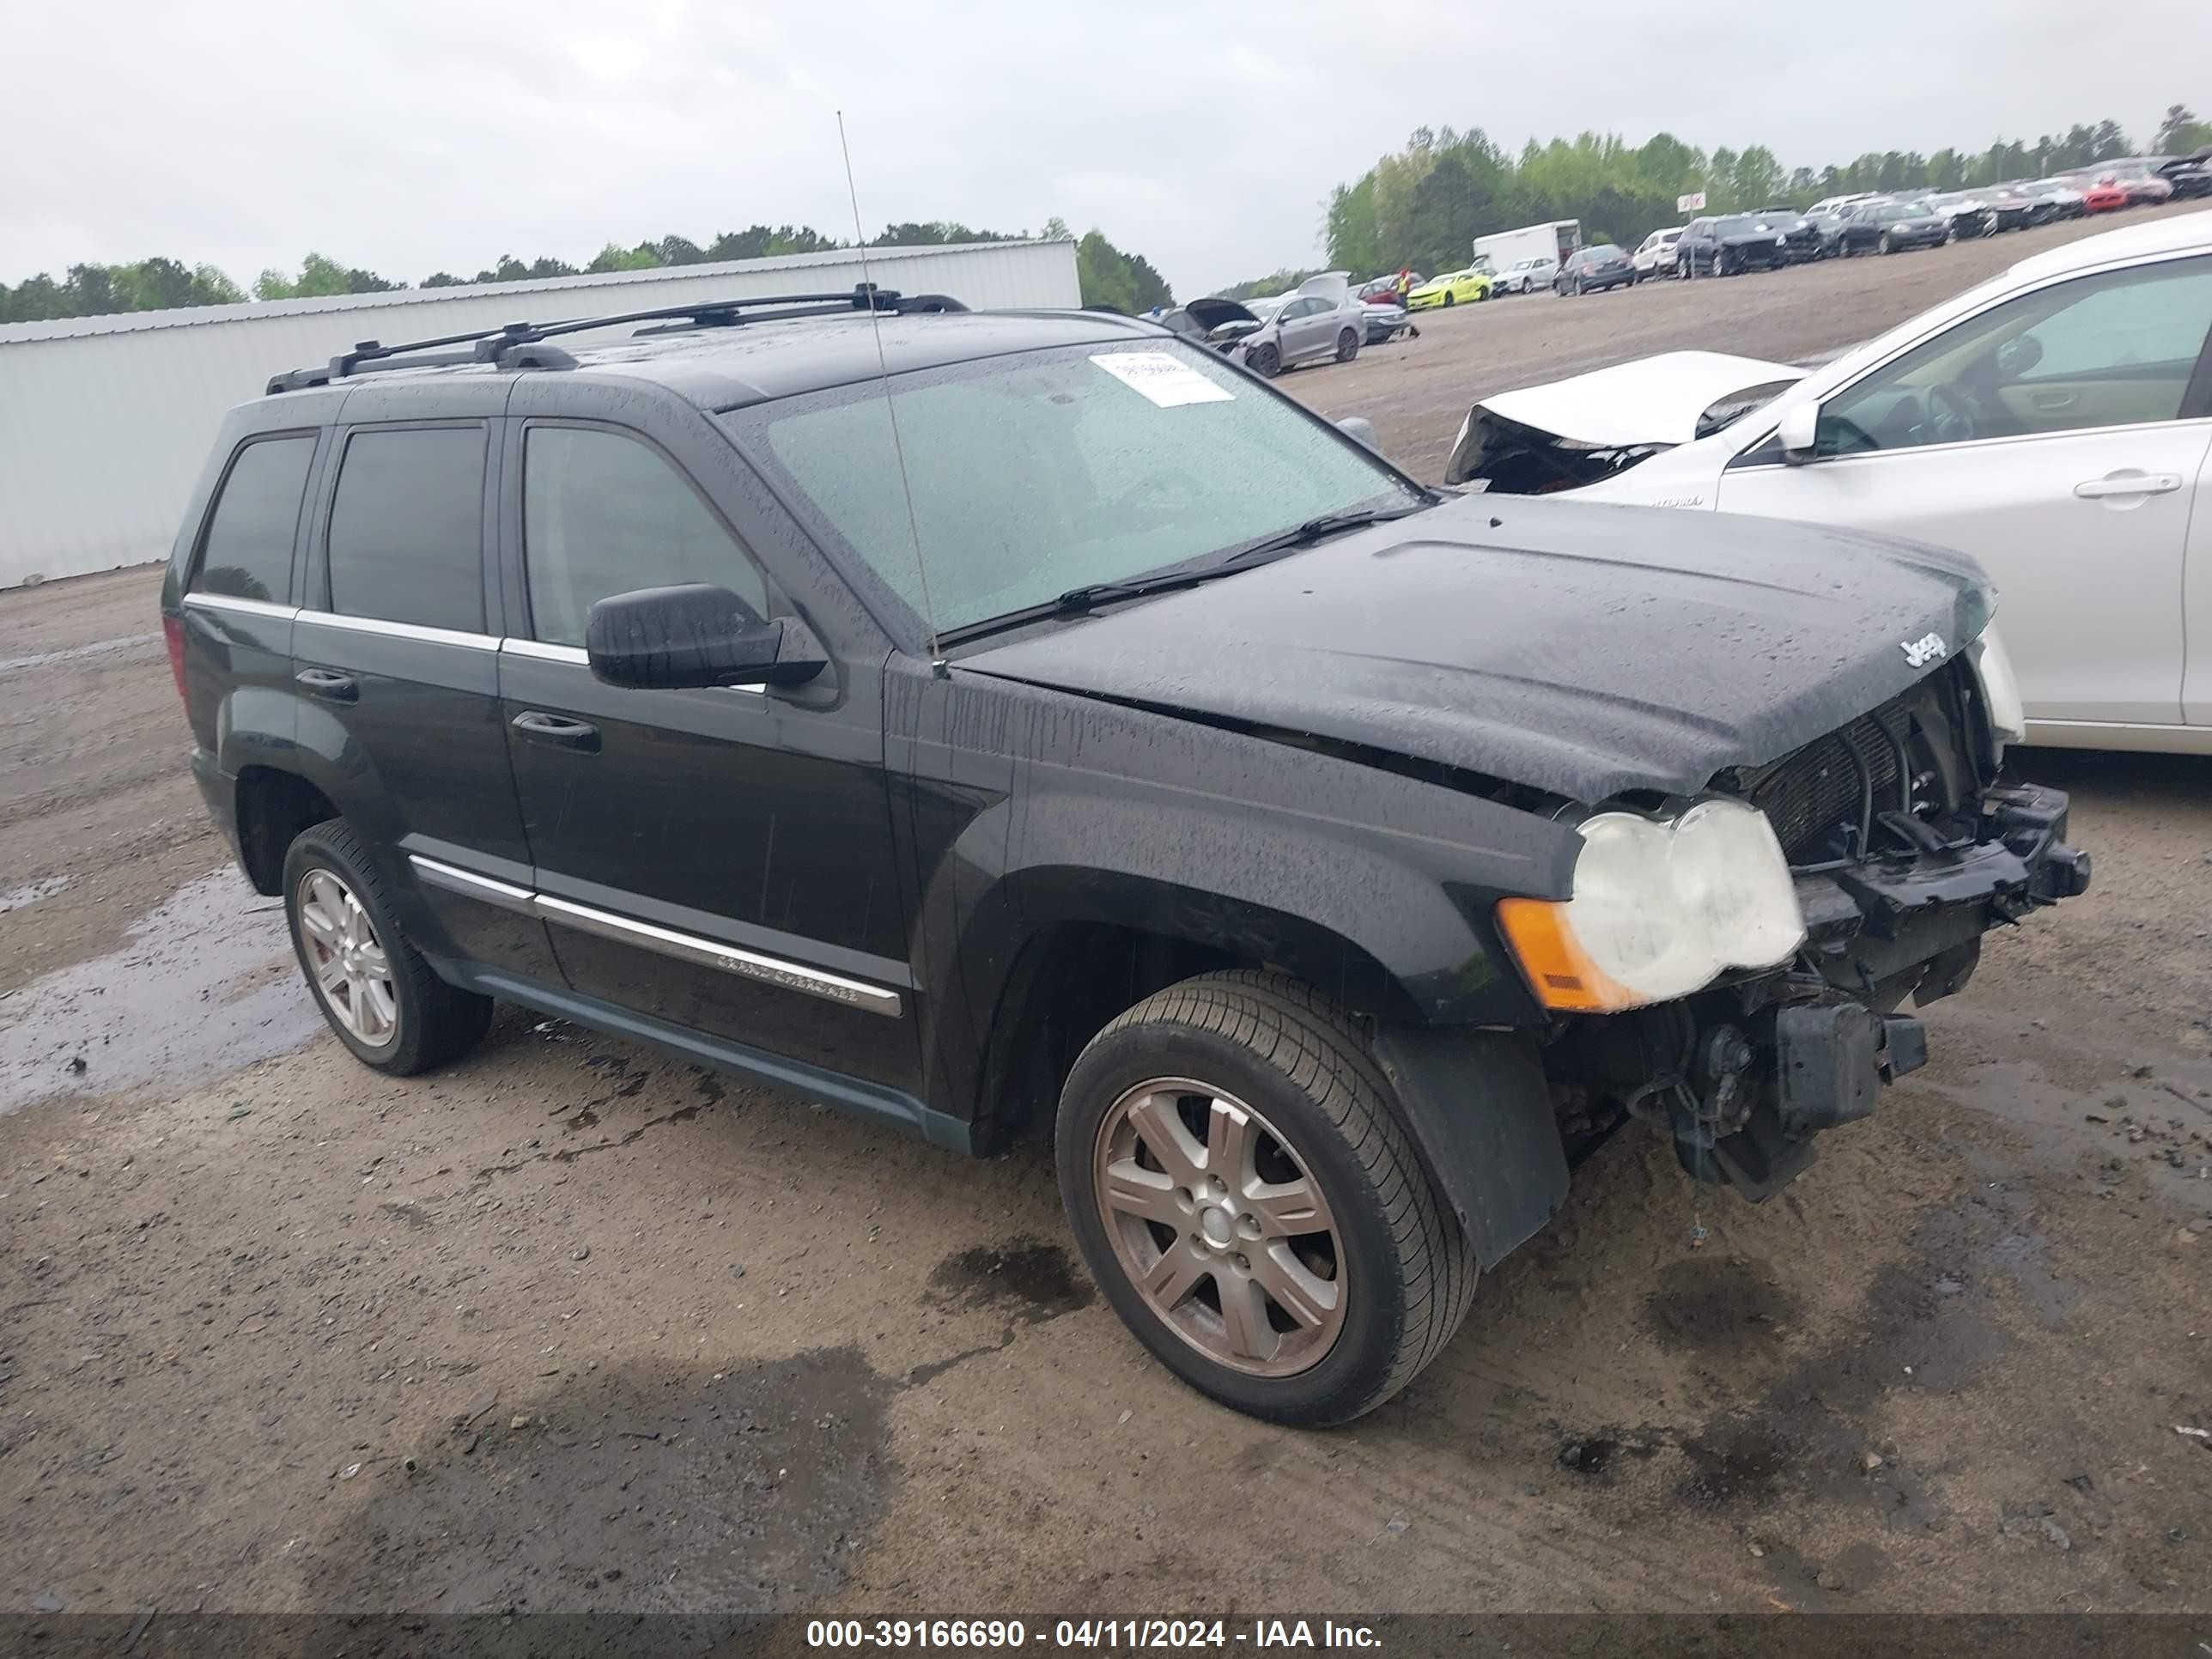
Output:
[
  {"left": 1540, "top": 657, "right": 2091, "bottom": 1199},
  {"left": 1444, "top": 350, "right": 1804, "bottom": 493},
  {"left": 1181, "top": 297, "right": 1267, "bottom": 359}
]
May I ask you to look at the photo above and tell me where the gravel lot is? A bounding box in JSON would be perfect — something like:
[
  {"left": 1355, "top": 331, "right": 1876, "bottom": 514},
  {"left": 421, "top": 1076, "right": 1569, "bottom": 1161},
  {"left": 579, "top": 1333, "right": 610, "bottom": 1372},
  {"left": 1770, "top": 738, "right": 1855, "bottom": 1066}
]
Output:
[{"left": 3, "top": 206, "right": 2209, "bottom": 1634}]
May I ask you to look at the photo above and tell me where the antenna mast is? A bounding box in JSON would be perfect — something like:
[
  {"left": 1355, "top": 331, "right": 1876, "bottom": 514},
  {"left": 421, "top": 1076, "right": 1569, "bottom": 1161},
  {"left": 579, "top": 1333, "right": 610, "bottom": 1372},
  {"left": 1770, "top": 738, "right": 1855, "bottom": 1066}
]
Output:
[{"left": 837, "top": 110, "right": 945, "bottom": 675}]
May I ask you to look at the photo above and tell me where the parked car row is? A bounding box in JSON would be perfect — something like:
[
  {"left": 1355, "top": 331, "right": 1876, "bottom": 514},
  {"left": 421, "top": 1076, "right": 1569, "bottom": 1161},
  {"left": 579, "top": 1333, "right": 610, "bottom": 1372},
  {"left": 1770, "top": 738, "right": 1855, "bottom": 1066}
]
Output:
[{"left": 1171, "top": 154, "right": 2204, "bottom": 347}]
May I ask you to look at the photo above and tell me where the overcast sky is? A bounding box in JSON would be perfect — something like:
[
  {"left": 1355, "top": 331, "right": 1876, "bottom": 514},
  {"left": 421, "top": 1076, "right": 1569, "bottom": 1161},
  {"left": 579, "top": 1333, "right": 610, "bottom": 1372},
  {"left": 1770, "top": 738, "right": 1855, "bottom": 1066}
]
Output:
[{"left": 3, "top": 0, "right": 2203, "bottom": 300}]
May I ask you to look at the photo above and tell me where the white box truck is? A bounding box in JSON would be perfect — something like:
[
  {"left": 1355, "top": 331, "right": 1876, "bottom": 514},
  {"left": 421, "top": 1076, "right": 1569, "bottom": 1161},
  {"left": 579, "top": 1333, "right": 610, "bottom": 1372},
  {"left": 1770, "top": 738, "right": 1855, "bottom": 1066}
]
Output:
[{"left": 1474, "top": 222, "right": 1583, "bottom": 295}]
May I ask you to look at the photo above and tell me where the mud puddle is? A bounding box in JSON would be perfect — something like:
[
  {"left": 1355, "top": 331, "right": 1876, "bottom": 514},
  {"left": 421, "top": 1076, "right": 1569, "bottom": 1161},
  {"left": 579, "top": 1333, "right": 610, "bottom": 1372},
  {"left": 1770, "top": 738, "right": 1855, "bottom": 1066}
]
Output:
[
  {"left": 907, "top": 1239, "right": 1094, "bottom": 1387},
  {"left": 0, "top": 865, "right": 320, "bottom": 1115}
]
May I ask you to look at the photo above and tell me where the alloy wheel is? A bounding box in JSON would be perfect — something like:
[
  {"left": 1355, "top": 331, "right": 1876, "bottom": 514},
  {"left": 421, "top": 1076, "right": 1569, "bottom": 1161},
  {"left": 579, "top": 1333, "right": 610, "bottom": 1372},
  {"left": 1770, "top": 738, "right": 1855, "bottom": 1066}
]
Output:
[
  {"left": 1091, "top": 1077, "right": 1346, "bottom": 1378},
  {"left": 296, "top": 868, "right": 398, "bottom": 1047}
]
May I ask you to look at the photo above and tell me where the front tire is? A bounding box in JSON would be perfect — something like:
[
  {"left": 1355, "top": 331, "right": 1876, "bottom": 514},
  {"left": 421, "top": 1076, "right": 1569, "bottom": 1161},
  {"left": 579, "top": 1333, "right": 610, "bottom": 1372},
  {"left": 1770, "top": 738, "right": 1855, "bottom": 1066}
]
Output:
[
  {"left": 283, "top": 821, "right": 493, "bottom": 1075},
  {"left": 1056, "top": 971, "right": 1478, "bottom": 1426},
  {"left": 1246, "top": 342, "right": 1279, "bottom": 379},
  {"left": 1442, "top": 290, "right": 1455, "bottom": 307},
  {"left": 1878, "top": 231, "right": 1894, "bottom": 255}
]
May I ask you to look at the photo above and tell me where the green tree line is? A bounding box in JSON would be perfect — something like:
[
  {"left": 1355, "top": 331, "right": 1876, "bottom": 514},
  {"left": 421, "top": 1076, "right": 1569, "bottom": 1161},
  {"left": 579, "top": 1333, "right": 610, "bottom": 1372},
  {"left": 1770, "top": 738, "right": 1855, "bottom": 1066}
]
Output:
[
  {"left": 2, "top": 218, "right": 1169, "bottom": 325},
  {"left": 1324, "top": 103, "right": 2209, "bottom": 281}
]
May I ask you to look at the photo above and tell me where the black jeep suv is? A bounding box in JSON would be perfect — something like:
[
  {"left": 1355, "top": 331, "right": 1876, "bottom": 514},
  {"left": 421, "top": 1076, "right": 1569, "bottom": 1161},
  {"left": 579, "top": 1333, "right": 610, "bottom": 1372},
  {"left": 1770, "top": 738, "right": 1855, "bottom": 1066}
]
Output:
[{"left": 161, "top": 287, "right": 2088, "bottom": 1425}]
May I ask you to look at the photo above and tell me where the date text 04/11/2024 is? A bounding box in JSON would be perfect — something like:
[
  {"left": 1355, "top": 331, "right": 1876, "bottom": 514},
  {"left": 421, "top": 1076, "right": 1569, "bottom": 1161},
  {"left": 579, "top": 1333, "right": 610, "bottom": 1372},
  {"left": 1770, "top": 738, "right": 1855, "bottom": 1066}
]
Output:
[{"left": 805, "top": 1619, "right": 1382, "bottom": 1650}]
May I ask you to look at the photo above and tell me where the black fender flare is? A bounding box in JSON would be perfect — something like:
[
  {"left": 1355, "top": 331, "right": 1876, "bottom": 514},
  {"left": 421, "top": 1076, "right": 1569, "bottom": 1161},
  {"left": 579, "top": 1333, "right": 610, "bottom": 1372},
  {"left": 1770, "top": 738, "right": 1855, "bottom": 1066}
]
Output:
[{"left": 1370, "top": 1023, "right": 1568, "bottom": 1269}]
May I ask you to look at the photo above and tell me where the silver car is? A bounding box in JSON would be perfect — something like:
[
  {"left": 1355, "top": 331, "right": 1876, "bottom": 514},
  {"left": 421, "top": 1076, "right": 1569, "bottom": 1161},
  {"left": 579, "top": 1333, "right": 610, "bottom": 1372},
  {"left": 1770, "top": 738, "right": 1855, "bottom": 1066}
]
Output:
[
  {"left": 1494, "top": 256, "right": 1559, "bottom": 295},
  {"left": 1159, "top": 279, "right": 1366, "bottom": 378}
]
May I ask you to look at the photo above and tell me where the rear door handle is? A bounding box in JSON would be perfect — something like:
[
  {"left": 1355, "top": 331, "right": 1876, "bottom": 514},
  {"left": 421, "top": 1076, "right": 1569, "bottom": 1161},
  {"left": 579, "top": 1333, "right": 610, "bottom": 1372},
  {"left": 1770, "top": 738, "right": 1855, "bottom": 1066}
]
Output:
[
  {"left": 510, "top": 710, "right": 601, "bottom": 752},
  {"left": 2074, "top": 472, "right": 2182, "bottom": 500},
  {"left": 295, "top": 667, "right": 358, "bottom": 702}
]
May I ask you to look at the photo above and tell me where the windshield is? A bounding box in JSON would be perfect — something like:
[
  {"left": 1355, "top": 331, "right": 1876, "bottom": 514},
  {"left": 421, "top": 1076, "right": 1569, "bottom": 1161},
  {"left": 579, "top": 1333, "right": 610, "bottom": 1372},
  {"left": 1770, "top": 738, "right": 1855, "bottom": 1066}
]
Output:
[
  {"left": 1245, "top": 295, "right": 1286, "bottom": 319},
  {"left": 1583, "top": 245, "right": 1626, "bottom": 262},
  {"left": 725, "top": 341, "right": 1421, "bottom": 639},
  {"left": 1716, "top": 216, "right": 1764, "bottom": 234},
  {"left": 1883, "top": 199, "right": 1936, "bottom": 216}
]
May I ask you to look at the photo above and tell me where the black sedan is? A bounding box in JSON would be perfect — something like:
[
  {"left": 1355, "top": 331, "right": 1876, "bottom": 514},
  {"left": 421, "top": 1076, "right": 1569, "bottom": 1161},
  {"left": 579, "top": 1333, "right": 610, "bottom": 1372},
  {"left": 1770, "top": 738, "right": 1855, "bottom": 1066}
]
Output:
[
  {"left": 1832, "top": 198, "right": 1951, "bottom": 256},
  {"left": 1553, "top": 243, "right": 1636, "bottom": 295},
  {"left": 1751, "top": 208, "right": 1823, "bottom": 262},
  {"left": 2158, "top": 157, "right": 2212, "bottom": 200},
  {"left": 1675, "top": 214, "right": 1794, "bottom": 276}
]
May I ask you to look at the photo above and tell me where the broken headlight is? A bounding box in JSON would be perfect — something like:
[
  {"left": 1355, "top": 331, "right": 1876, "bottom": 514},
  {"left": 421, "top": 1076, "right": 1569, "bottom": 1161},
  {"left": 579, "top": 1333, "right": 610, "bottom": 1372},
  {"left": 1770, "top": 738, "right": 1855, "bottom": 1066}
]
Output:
[{"left": 1498, "top": 799, "right": 1806, "bottom": 1012}]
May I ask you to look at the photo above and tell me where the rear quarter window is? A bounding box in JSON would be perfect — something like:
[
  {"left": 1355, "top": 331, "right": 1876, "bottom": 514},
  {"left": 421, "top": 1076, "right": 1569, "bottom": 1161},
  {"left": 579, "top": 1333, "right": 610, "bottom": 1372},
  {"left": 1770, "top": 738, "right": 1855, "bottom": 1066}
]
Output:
[
  {"left": 190, "top": 435, "right": 315, "bottom": 603},
  {"left": 325, "top": 426, "right": 488, "bottom": 633}
]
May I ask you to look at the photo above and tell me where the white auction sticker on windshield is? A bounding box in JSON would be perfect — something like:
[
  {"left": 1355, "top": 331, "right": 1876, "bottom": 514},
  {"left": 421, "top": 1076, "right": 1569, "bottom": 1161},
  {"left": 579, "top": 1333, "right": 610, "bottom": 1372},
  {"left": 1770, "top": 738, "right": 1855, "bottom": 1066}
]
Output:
[{"left": 1091, "top": 351, "right": 1235, "bottom": 407}]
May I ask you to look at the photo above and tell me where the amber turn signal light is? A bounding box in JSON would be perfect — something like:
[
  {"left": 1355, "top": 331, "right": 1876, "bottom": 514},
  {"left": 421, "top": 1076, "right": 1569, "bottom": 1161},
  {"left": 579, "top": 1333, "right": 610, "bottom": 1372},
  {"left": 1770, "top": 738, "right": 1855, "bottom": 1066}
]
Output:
[{"left": 1494, "top": 897, "right": 1639, "bottom": 1013}]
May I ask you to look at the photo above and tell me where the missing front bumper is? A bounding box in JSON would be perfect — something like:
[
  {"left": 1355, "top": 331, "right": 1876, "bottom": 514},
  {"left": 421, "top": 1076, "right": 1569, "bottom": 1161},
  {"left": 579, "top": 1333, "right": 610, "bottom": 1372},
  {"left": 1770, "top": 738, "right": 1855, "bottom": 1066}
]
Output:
[{"left": 1558, "top": 781, "right": 2087, "bottom": 1201}]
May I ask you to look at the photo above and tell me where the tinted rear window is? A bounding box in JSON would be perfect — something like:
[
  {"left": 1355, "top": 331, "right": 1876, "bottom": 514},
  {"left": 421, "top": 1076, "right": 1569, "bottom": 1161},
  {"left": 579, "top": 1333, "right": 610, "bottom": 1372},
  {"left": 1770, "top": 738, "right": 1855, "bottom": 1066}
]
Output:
[
  {"left": 191, "top": 435, "right": 314, "bottom": 603},
  {"left": 325, "top": 426, "right": 487, "bottom": 633}
]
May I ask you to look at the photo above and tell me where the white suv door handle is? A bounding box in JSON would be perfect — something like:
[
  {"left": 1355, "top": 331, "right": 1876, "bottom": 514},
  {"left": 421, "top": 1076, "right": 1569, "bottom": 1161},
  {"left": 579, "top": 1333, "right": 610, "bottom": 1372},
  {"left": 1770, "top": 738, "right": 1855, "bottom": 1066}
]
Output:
[{"left": 2074, "top": 471, "right": 2182, "bottom": 500}]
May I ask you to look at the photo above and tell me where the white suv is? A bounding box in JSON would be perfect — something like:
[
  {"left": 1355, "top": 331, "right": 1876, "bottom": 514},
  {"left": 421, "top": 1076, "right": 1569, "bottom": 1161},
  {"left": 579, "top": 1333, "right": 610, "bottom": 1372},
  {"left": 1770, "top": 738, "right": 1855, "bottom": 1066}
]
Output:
[{"left": 1632, "top": 228, "right": 1684, "bottom": 278}]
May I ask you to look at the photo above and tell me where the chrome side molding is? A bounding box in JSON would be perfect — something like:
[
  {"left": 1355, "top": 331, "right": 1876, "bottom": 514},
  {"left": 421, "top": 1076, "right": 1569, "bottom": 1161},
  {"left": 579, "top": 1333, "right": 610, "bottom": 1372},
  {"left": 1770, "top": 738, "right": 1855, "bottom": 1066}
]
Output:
[{"left": 406, "top": 854, "right": 902, "bottom": 1018}]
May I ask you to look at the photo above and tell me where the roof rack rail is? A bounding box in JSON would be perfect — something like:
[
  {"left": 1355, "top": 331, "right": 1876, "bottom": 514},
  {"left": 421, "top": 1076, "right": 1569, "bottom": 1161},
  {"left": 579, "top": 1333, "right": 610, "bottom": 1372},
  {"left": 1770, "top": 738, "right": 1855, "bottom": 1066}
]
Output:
[{"left": 264, "top": 284, "right": 968, "bottom": 394}]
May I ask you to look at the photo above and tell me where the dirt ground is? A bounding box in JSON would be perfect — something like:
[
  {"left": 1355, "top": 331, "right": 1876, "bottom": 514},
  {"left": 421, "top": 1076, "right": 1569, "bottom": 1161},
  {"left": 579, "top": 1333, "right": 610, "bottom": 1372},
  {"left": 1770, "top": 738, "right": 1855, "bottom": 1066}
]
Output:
[{"left": 3, "top": 208, "right": 2211, "bottom": 1638}]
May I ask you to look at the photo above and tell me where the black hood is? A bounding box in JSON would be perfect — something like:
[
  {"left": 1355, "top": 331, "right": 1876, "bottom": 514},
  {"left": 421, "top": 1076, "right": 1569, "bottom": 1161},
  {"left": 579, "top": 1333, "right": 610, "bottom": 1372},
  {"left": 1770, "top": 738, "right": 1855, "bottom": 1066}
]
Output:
[{"left": 960, "top": 494, "right": 1992, "bottom": 803}]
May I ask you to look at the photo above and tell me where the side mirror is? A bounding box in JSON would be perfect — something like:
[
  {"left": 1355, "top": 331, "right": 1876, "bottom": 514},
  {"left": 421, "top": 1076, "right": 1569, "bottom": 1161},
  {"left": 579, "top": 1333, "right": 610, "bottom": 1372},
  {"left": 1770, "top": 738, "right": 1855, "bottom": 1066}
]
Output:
[
  {"left": 1776, "top": 400, "right": 1821, "bottom": 462},
  {"left": 586, "top": 583, "right": 826, "bottom": 690},
  {"left": 1994, "top": 333, "right": 2043, "bottom": 378},
  {"left": 1334, "top": 416, "right": 1382, "bottom": 451}
]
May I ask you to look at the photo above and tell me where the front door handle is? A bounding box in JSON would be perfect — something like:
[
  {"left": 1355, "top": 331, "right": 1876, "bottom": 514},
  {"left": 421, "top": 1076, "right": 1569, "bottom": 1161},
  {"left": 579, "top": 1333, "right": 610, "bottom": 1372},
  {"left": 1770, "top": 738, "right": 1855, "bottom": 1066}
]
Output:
[
  {"left": 510, "top": 710, "right": 601, "bottom": 753},
  {"left": 295, "top": 667, "right": 358, "bottom": 702},
  {"left": 2074, "top": 471, "right": 2182, "bottom": 500}
]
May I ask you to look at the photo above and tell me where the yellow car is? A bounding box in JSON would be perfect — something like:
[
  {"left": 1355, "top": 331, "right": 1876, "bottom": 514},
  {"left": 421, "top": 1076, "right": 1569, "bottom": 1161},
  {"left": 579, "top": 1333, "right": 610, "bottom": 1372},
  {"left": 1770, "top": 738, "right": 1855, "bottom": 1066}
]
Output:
[{"left": 1405, "top": 268, "right": 1492, "bottom": 309}]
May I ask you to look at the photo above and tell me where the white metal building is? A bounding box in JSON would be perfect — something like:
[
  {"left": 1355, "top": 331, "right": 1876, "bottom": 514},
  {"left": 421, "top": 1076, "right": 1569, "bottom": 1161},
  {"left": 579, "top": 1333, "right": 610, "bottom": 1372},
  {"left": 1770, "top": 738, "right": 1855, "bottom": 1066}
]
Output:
[{"left": 0, "top": 239, "right": 1079, "bottom": 590}]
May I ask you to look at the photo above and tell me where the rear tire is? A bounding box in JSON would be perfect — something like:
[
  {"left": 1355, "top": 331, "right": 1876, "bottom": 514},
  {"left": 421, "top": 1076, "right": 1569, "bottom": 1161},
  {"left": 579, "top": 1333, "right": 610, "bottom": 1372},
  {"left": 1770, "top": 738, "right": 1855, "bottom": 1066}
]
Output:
[
  {"left": 1335, "top": 327, "right": 1359, "bottom": 363},
  {"left": 1056, "top": 971, "right": 1479, "bottom": 1426},
  {"left": 283, "top": 822, "right": 493, "bottom": 1076}
]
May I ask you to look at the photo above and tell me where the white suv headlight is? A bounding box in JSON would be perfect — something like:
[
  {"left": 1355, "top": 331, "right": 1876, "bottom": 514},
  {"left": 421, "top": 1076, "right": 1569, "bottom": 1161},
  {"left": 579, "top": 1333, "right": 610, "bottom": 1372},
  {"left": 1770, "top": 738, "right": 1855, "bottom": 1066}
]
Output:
[{"left": 1499, "top": 799, "right": 1806, "bottom": 1012}]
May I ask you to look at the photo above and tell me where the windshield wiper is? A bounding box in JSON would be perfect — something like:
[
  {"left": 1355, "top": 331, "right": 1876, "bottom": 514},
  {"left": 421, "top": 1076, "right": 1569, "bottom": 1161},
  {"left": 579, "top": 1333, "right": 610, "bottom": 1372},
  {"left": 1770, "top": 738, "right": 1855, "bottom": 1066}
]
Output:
[
  {"left": 937, "top": 501, "right": 1433, "bottom": 647},
  {"left": 1218, "top": 503, "right": 1431, "bottom": 568}
]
